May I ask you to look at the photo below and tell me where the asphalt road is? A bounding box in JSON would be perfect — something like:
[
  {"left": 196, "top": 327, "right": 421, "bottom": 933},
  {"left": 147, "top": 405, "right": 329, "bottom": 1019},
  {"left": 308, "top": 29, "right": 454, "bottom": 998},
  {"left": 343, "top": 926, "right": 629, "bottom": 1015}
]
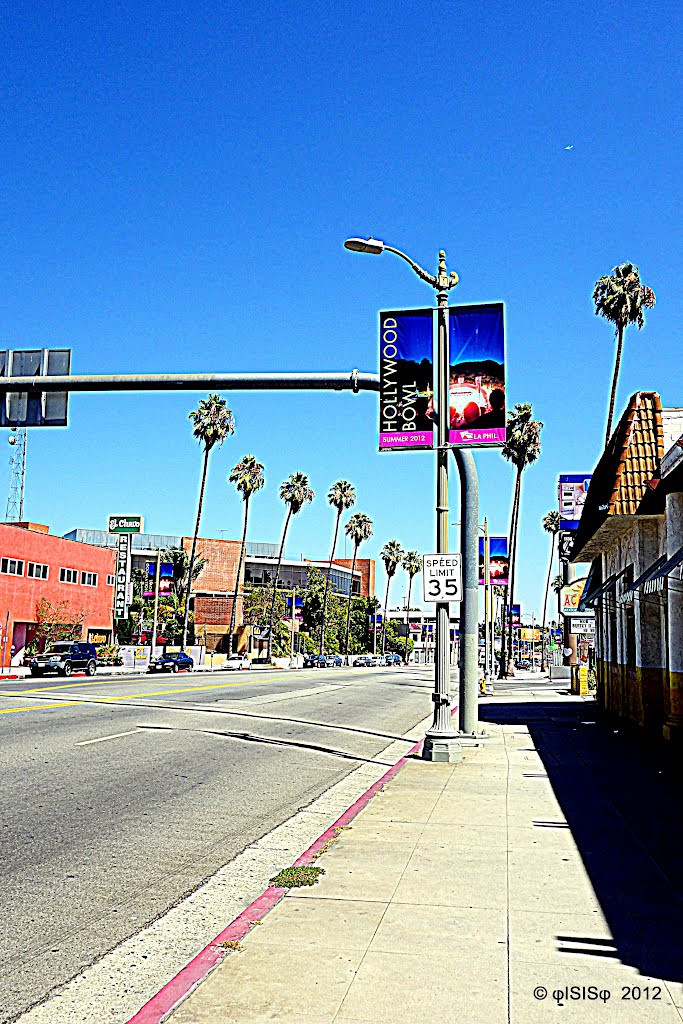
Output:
[{"left": 0, "top": 664, "right": 434, "bottom": 1023}]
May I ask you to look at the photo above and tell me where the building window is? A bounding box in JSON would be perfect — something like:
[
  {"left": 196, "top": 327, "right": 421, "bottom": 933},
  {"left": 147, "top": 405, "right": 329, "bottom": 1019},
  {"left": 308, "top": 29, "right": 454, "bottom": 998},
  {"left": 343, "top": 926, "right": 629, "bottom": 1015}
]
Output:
[
  {"left": 106, "top": 574, "right": 115, "bottom": 586},
  {"left": 1, "top": 557, "right": 24, "bottom": 576},
  {"left": 81, "top": 571, "right": 98, "bottom": 587},
  {"left": 59, "top": 567, "right": 78, "bottom": 584},
  {"left": 27, "top": 562, "right": 49, "bottom": 580}
]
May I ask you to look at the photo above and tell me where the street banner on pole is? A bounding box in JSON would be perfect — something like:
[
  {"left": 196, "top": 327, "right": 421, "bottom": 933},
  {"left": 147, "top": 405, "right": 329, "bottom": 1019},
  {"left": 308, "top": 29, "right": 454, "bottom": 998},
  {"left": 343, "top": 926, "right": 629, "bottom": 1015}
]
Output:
[
  {"left": 558, "top": 475, "right": 592, "bottom": 531},
  {"left": 479, "top": 535, "right": 508, "bottom": 585},
  {"left": 447, "top": 302, "right": 505, "bottom": 448},
  {"left": 379, "top": 309, "right": 434, "bottom": 451}
]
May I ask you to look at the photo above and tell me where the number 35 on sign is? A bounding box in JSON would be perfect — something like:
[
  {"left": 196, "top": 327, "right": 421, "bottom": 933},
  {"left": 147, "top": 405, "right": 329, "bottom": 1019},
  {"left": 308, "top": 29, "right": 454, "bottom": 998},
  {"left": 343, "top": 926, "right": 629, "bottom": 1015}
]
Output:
[{"left": 422, "top": 554, "right": 463, "bottom": 603}]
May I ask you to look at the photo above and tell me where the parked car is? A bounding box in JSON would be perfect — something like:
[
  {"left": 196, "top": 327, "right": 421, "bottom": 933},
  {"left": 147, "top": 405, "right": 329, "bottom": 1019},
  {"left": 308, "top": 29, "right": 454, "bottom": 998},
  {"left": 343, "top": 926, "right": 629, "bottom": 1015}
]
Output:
[
  {"left": 384, "top": 653, "right": 402, "bottom": 666},
  {"left": 148, "top": 651, "right": 194, "bottom": 673},
  {"left": 368, "top": 655, "right": 385, "bottom": 667},
  {"left": 353, "top": 655, "right": 372, "bottom": 667},
  {"left": 303, "top": 654, "right": 328, "bottom": 668},
  {"left": 326, "top": 654, "right": 343, "bottom": 667},
  {"left": 30, "top": 641, "right": 97, "bottom": 678},
  {"left": 514, "top": 658, "right": 531, "bottom": 671},
  {"left": 223, "top": 654, "right": 251, "bottom": 671}
]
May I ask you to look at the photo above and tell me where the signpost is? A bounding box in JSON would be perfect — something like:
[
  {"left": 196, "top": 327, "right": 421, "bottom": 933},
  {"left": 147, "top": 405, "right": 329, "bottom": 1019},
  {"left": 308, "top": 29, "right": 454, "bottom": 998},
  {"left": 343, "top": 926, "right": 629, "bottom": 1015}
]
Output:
[
  {"left": 570, "top": 617, "right": 595, "bottom": 635},
  {"left": 109, "top": 514, "right": 143, "bottom": 623},
  {"left": 422, "top": 554, "right": 462, "bottom": 603},
  {"left": 560, "top": 578, "right": 588, "bottom": 617},
  {"left": 108, "top": 515, "right": 144, "bottom": 534},
  {"left": 0, "top": 348, "right": 71, "bottom": 427}
]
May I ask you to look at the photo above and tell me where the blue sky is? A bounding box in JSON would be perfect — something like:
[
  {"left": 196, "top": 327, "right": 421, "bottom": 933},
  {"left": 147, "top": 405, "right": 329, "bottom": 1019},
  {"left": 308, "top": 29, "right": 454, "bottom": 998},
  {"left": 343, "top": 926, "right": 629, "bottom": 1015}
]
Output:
[{"left": 1, "top": 0, "right": 680, "bottom": 621}]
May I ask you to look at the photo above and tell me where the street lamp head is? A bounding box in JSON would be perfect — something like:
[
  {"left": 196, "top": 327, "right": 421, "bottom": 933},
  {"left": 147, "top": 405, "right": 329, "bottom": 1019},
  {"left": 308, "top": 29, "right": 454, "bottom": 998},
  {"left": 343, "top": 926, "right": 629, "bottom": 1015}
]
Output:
[{"left": 344, "top": 237, "right": 384, "bottom": 255}]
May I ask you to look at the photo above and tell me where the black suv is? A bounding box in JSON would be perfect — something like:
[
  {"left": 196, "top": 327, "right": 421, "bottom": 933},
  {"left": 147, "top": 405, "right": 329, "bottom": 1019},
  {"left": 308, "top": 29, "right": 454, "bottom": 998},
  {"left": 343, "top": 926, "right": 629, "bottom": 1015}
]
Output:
[{"left": 30, "top": 642, "right": 98, "bottom": 677}]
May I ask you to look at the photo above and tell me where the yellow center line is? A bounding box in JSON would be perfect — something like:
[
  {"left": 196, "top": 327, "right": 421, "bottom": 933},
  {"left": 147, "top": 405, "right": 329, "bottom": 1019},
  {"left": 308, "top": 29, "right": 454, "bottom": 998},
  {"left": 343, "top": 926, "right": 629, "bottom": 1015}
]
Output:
[
  {"left": 0, "top": 673, "right": 293, "bottom": 715},
  {"left": 0, "top": 701, "right": 83, "bottom": 715}
]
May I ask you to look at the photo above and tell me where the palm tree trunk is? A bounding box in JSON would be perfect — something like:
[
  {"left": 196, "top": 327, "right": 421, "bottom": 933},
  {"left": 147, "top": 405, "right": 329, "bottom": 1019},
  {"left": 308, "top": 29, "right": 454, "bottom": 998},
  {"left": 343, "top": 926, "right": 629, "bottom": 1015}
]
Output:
[
  {"left": 182, "top": 446, "right": 209, "bottom": 649},
  {"left": 498, "top": 583, "right": 508, "bottom": 678},
  {"left": 343, "top": 542, "right": 359, "bottom": 665},
  {"left": 229, "top": 495, "right": 250, "bottom": 655},
  {"left": 266, "top": 507, "right": 292, "bottom": 662},
  {"left": 319, "top": 510, "right": 341, "bottom": 656},
  {"left": 605, "top": 323, "right": 624, "bottom": 447},
  {"left": 382, "top": 575, "right": 392, "bottom": 655},
  {"left": 404, "top": 576, "right": 413, "bottom": 665},
  {"left": 506, "top": 468, "right": 522, "bottom": 672},
  {"left": 540, "top": 532, "right": 556, "bottom": 672}
]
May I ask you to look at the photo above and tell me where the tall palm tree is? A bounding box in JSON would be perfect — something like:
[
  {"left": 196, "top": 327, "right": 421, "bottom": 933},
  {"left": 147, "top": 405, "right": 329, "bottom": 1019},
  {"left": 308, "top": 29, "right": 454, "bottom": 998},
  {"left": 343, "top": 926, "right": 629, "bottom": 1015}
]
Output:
[
  {"left": 183, "top": 395, "right": 235, "bottom": 648},
  {"left": 540, "top": 510, "right": 560, "bottom": 672},
  {"left": 319, "top": 480, "right": 356, "bottom": 655},
  {"left": 266, "top": 472, "right": 314, "bottom": 661},
  {"left": 228, "top": 454, "right": 265, "bottom": 654},
  {"left": 593, "top": 263, "right": 656, "bottom": 446},
  {"left": 401, "top": 551, "right": 421, "bottom": 665},
  {"left": 380, "top": 540, "right": 404, "bottom": 655},
  {"left": 342, "top": 512, "right": 373, "bottom": 665},
  {"left": 500, "top": 403, "right": 543, "bottom": 676}
]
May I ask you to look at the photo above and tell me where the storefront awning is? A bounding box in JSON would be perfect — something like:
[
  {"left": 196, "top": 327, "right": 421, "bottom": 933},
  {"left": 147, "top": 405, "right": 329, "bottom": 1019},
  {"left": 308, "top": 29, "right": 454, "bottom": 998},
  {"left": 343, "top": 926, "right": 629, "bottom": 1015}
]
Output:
[
  {"left": 623, "top": 554, "right": 668, "bottom": 598},
  {"left": 642, "top": 545, "right": 683, "bottom": 594},
  {"left": 578, "top": 561, "right": 600, "bottom": 611},
  {"left": 580, "top": 566, "right": 630, "bottom": 609}
]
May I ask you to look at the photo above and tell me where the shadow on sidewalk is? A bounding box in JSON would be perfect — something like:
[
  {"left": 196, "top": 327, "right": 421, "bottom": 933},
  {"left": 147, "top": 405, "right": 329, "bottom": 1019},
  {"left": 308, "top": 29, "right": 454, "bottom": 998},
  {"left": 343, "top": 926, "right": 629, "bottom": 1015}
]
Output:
[{"left": 480, "top": 699, "right": 683, "bottom": 983}]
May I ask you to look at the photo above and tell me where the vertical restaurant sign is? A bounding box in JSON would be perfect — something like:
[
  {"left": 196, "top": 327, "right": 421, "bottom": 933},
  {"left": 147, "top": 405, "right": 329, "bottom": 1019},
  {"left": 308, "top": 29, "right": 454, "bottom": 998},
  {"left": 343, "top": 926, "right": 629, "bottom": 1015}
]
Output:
[
  {"left": 558, "top": 474, "right": 592, "bottom": 530},
  {"left": 447, "top": 302, "right": 505, "bottom": 448},
  {"left": 379, "top": 309, "right": 434, "bottom": 451},
  {"left": 114, "top": 534, "right": 131, "bottom": 620},
  {"left": 478, "top": 536, "right": 509, "bottom": 586}
]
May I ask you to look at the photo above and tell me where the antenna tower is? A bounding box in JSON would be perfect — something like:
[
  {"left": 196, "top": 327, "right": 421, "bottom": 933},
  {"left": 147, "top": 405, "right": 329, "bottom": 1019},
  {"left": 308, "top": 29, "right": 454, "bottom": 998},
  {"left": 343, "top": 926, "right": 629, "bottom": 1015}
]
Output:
[{"left": 6, "top": 428, "right": 27, "bottom": 522}]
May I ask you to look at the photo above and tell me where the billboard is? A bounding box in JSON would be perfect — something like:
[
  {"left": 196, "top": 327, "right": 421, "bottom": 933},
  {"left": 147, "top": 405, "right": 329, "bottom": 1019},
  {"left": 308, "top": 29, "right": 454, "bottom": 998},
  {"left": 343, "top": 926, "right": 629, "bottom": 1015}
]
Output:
[
  {"left": 478, "top": 536, "right": 509, "bottom": 586},
  {"left": 560, "top": 578, "right": 588, "bottom": 617},
  {"left": 447, "top": 303, "right": 505, "bottom": 447},
  {"left": 379, "top": 309, "right": 434, "bottom": 451},
  {"left": 558, "top": 475, "right": 592, "bottom": 531}
]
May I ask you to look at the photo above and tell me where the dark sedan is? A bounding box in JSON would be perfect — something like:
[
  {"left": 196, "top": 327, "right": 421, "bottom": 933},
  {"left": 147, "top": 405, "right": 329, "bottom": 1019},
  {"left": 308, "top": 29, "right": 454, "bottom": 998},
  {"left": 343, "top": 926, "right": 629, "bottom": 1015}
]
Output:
[{"left": 148, "top": 651, "right": 194, "bottom": 673}]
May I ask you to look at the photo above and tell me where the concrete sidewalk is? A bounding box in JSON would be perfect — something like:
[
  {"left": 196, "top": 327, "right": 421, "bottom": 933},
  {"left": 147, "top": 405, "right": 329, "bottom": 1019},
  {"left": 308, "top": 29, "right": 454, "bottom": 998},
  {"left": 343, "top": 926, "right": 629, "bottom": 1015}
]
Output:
[{"left": 161, "top": 687, "right": 683, "bottom": 1024}]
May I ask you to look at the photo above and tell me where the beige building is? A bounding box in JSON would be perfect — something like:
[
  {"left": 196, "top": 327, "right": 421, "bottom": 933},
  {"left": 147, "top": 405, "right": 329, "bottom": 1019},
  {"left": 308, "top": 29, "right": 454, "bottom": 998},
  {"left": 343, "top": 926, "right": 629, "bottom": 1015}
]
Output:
[{"left": 571, "top": 392, "right": 683, "bottom": 741}]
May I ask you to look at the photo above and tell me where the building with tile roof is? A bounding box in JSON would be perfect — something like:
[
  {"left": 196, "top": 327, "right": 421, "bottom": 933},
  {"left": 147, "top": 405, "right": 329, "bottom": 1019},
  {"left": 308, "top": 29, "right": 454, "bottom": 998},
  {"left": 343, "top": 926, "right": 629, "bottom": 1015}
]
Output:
[{"left": 571, "top": 392, "right": 683, "bottom": 740}]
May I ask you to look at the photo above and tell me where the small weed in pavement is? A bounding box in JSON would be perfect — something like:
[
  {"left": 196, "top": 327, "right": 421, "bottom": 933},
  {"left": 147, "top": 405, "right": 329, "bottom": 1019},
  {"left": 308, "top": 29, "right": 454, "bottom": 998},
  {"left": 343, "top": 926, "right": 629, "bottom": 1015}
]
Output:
[
  {"left": 218, "top": 940, "right": 243, "bottom": 951},
  {"left": 270, "top": 865, "right": 325, "bottom": 888}
]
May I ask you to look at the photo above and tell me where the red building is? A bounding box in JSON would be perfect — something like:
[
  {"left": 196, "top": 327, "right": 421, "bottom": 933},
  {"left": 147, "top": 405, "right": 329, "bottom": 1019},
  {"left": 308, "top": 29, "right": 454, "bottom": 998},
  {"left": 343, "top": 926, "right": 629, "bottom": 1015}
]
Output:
[{"left": 0, "top": 522, "right": 116, "bottom": 663}]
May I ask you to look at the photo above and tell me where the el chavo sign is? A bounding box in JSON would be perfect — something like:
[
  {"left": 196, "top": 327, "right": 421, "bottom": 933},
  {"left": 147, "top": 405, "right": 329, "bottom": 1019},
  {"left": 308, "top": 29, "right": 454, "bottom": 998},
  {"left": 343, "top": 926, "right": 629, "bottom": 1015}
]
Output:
[{"left": 108, "top": 515, "right": 144, "bottom": 534}]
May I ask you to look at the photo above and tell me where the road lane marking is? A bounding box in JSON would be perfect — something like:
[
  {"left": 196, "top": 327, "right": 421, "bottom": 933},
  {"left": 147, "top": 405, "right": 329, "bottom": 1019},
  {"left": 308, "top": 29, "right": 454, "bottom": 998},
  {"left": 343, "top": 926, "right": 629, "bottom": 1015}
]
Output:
[
  {"left": 0, "top": 701, "right": 82, "bottom": 715},
  {"left": 8, "top": 673, "right": 291, "bottom": 696},
  {"left": 76, "top": 729, "right": 141, "bottom": 746}
]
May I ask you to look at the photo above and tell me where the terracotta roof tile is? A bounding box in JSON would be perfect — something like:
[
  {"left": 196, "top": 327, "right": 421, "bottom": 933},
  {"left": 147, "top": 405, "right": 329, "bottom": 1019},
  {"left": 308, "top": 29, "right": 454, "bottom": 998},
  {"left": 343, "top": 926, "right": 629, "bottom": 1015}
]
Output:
[{"left": 571, "top": 392, "right": 664, "bottom": 561}]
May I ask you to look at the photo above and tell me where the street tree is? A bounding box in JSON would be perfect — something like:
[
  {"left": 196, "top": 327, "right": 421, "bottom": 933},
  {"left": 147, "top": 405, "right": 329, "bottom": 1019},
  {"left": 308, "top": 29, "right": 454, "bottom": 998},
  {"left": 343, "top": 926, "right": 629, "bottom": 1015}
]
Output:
[
  {"left": 500, "top": 403, "right": 543, "bottom": 676},
  {"left": 401, "top": 550, "right": 421, "bottom": 664},
  {"left": 593, "top": 263, "right": 656, "bottom": 446},
  {"left": 228, "top": 454, "right": 265, "bottom": 653},
  {"left": 380, "top": 540, "right": 404, "bottom": 655},
  {"left": 342, "top": 511, "right": 373, "bottom": 664},
  {"left": 182, "top": 394, "right": 235, "bottom": 648},
  {"left": 33, "top": 598, "right": 86, "bottom": 653},
  {"left": 266, "top": 472, "right": 314, "bottom": 661},
  {"left": 540, "top": 510, "right": 560, "bottom": 672},
  {"left": 320, "top": 480, "right": 356, "bottom": 656}
]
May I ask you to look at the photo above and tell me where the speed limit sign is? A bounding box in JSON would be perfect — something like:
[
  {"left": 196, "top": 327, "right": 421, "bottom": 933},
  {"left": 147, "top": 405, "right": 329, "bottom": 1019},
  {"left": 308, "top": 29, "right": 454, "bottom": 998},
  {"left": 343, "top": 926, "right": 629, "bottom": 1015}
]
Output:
[{"left": 422, "top": 553, "right": 462, "bottom": 603}]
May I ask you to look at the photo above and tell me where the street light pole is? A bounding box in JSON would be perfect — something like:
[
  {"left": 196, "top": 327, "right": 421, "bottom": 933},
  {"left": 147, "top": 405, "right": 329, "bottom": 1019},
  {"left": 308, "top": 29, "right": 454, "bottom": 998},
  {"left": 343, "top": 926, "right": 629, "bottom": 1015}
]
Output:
[{"left": 345, "top": 237, "right": 462, "bottom": 763}]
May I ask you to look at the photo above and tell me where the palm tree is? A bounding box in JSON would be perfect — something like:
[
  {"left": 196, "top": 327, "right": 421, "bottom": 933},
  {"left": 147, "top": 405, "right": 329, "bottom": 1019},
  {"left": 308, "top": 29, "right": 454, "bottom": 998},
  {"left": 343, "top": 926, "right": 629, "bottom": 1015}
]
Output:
[
  {"left": 401, "top": 551, "right": 421, "bottom": 665},
  {"left": 228, "top": 454, "right": 265, "bottom": 654},
  {"left": 319, "top": 480, "right": 356, "bottom": 655},
  {"left": 540, "top": 510, "right": 560, "bottom": 672},
  {"left": 380, "top": 540, "right": 404, "bottom": 655},
  {"left": 593, "top": 263, "right": 656, "bottom": 446},
  {"left": 500, "top": 403, "right": 543, "bottom": 676},
  {"left": 164, "top": 545, "right": 206, "bottom": 601},
  {"left": 342, "top": 512, "right": 373, "bottom": 665},
  {"left": 266, "top": 472, "right": 314, "bottom": 661},
  {"left": 182, "top": 395, "right": 235, "bottom": 648}
]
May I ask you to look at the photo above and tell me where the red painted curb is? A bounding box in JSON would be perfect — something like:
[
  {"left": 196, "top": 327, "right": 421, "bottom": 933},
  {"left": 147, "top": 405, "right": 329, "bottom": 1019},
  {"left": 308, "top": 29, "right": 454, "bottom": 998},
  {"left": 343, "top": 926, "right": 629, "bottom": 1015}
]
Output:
[
  {"left": 0, "top": 674, "right": 19, "bottom": 680},
  {"left": 124, "top": 723, "right": 438, "bottom": 1024}
]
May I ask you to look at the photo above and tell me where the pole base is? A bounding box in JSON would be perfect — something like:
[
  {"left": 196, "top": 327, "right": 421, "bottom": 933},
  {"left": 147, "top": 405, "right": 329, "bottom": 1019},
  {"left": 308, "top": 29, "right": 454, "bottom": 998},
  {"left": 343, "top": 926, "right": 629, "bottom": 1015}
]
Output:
[{"left": 422, "top": 732, "right": 463, "bottom": 763}]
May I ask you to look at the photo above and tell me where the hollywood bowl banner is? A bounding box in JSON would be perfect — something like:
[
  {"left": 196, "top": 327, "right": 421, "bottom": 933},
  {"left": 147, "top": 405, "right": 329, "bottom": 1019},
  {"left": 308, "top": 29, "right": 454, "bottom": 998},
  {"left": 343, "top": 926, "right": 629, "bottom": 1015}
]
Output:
[
  {"left": 447, "top": 302, "right": 506, "bottom": 447},
  {"left": 478, "top": 535, "right": 509, "bottom": 586},
  {"left": 379, "top": 309, "right": 435, "bottom": 451}
]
